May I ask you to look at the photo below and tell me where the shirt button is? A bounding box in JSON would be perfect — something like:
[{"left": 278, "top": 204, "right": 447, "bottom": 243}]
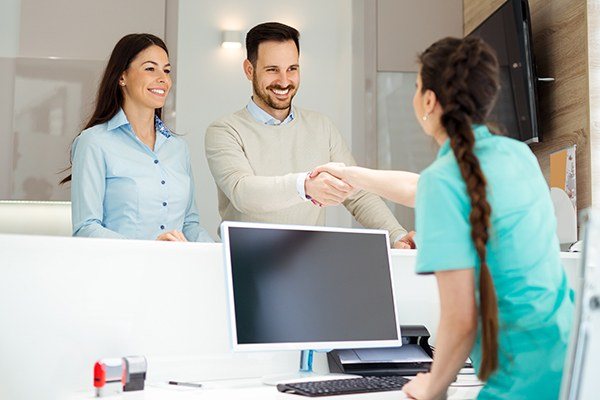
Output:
[
  {"left": 154, "top": 159, "right": 159, "bottom": 164},
  {"left": 162, "top": 202, "right": 167, "bottom": 206},
  {"left": 160, "top": 225, "right": 165, "bottom": 230},
  {"left": 161, "top": 180, "right": 165, "bottom": 185}
]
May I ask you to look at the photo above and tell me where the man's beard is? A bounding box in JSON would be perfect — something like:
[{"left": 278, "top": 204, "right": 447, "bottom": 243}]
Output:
[{"left": 252, "top": 74, "right": 297, "bottom": 110}]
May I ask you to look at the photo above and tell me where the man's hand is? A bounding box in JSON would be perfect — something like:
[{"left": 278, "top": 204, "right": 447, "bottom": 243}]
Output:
[
  {"left": 156, "top": 230, "right": 188, "bottom": 242},
  {"left": 393, "top": 231, "right": 416, "bottom": 249},
  {"left": 305, "top": 171, "right": 354, "bottom": 207}
]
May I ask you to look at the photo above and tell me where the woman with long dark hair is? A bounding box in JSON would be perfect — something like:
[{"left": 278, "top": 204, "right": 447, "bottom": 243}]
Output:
[
  {"left": 61, "top": 33, "right": 212, "bottom": 242},
  {"left": 312, "top": 37, "right": 573, "bottom": 398}
]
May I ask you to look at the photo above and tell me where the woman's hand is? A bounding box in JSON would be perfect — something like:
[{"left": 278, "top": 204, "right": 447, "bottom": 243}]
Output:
[
  {"left": 402, "top": 372, "right": 435, "bottom": 399},
  {"left": 156, "top": 230, "right": 188, "bottom": 242},
  {"left": 310, "top": 163, "right": 355, "bottom": 186}
]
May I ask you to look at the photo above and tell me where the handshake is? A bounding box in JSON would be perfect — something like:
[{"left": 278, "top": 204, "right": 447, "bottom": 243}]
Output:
[
  {"left": 305, "top": 162, "right": 416, "bottom": 250},
  {"left": 304, "top": 162, "right": 356, "bottom": 207}
]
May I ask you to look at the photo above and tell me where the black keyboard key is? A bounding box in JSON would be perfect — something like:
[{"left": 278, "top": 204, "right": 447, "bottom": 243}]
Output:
[{"left": 277, "top": 376, "right": 410, "bottom": 397}]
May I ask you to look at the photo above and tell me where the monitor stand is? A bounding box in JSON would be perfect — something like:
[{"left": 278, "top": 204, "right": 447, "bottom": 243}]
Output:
[
  {"left": 261, "top": 350, "right": 318, "bottom": 386},
  {"left": 262, "top": 350, "right": 357, "bottom": 386}
]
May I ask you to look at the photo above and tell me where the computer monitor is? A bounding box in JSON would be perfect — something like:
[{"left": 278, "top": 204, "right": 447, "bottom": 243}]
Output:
[{"left": 221, "top": 222, "right": 402, "bottom": 353}]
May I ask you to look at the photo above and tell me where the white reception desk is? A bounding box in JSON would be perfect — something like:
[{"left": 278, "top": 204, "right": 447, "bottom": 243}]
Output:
[{"left": 0, "top": 234, "right": 581, "bottom": 399}]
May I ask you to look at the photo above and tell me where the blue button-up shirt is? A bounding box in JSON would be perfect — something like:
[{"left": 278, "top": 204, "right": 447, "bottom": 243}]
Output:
[
  {"left": 246, "top": 97, "right": 295, "bottom": 125},
  {"left": 71, "top": 109, "right": 212, "bottom": 242}
]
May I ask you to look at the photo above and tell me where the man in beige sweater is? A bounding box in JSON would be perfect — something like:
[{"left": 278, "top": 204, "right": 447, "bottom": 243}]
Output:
[{"left": 205, "top": 22, "right": 414, "bottom": 248}]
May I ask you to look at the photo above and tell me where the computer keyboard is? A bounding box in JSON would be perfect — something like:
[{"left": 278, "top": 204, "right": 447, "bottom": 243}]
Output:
[{"left": 276, "top": 375, "right": 410, "bottom": 397}]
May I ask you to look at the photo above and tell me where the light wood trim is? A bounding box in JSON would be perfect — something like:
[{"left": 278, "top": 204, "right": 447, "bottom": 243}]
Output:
[
  {"left": 588, "top": 1, "right": 600, "bottom": 208},
  {"left": 464, "top": 0, "right": 506, "bottom": 35}
]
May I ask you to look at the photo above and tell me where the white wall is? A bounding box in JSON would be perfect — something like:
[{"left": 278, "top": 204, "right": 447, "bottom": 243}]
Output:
[
  {"left": 175, "top": 0, "right": 354, "bottom": 240},
  {"left": 18, "top": 0, "right": 165, "bottom": 60}
]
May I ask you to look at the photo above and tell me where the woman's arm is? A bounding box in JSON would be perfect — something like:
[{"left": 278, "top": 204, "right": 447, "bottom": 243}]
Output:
[
  {"left": 71, "top": 135, "right": 126, "bottom": 239},
  {"left": 310, "top": 163, "right": 419, "bottom": 207},
  {"left": 403, "top": 269, "right": 478, "bottom": 399}
]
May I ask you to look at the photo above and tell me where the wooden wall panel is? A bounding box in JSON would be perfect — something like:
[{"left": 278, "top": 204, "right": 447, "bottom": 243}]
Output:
[
  {"left": 528, "top": 0, "right": 591, "bottom": 211},
  {"left": 464, "top": 0, "right": 592, "bottom": 211}
]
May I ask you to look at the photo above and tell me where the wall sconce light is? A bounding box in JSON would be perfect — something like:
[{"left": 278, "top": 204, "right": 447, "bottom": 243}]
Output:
[{"left": 221, "top": 30, "right": 242, "bottom": 49}]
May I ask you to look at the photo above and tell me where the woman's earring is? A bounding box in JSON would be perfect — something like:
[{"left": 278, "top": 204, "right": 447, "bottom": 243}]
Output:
[
  {"left": 422, "top": 112, "right": 430, "bottom": 121},
  {"left": 120, "top": 82, "right": 125, "bottom": 86}
]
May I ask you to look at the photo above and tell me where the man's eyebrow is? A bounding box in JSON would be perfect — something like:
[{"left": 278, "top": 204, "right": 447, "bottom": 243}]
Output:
[{"left": 262, "top": 64, "right": 299, "bottom": 69}]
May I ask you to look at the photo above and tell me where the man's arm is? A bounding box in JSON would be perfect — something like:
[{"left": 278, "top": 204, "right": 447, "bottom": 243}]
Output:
[
  {"left": 325, "top": 122, "right": 408, "bottom": 241},
  {"left": 343, "top": 190, "right": 408, "bottom": 241},
  {"left": 205, "top": 122, "right": 309, "bottom": 214}
]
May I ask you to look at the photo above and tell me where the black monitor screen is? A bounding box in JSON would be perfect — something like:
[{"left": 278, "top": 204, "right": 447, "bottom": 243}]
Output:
[
  {"left": 226, "top": 226, "right": 399, "bottom": 345},
  {"left": 469, "top": 0, "right": 539, "bottom": 142}
]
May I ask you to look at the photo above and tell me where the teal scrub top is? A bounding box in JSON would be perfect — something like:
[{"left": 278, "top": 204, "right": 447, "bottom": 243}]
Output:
[{"left": 415, "top": 125, "right": 574, "bottom": 399}]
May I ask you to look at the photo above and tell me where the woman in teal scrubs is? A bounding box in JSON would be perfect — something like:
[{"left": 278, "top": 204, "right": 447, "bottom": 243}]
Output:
[{"left": 311, "top": 37, "right": 573, "bottom": 399}]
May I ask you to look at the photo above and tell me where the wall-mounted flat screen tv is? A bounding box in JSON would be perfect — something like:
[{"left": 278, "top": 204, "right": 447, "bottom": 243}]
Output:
[{"left": 468, "top": 0, "right": 540, "bottom": 143}]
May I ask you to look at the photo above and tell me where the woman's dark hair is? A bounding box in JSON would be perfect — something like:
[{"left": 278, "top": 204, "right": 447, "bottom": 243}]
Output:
[
  {"left": 246, "top": 22, "right": 300, "bottom": 66},
  {"left": 418, "top": 36, "right": 500, "bottom": 381},
  {"left": 60, "top": 33, "right": 168, "bottom": 184}
]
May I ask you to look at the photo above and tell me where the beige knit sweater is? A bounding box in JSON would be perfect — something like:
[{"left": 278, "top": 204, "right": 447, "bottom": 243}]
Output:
[{"left": 205, "top": 106, "right": 407, "bottom": 241}]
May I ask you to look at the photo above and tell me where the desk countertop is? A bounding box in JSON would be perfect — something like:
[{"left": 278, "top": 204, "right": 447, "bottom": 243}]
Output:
[{"left": 70, "top": 376, "right": 482, "bottom": 399}]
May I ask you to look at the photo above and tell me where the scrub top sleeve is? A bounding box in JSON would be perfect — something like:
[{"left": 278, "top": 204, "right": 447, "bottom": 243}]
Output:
[{"left": 415, "top": 170, "right": 477, "bottom": 274}]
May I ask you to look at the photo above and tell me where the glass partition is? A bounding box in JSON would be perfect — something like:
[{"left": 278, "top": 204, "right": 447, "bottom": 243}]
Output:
[
  {"left": 0, "top": 0, "right": 166, "bottom": 201},
  {"left": 8, "top": 57, "right": 104, "bottom": 200},
  {"left": 377, "top": 72, "right": 437, "bottom": 231}
]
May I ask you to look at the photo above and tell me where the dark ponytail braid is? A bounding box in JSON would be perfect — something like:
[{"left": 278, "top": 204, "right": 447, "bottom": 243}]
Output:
[{"left": 419, "top": 37, "right": 501, "bottom": 381}]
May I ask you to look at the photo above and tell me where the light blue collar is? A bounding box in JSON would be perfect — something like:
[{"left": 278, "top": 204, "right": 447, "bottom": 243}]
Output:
[
  {"left": 246, "top": 98, "right": 295, "bottom": 126},
  {"left": 107, "top": 108, "right": 129, "bottom": 131},
  {"left": 437, "top": 124, "right": 492, "bottom": 159},
  {"left": 107, "top": 108, "right": 172, "bottom": 138}
]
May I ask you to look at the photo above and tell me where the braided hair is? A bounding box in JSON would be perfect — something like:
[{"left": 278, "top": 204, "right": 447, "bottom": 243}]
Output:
[{"left": 418, "top": 37, "right": 501, "bottom": 381}]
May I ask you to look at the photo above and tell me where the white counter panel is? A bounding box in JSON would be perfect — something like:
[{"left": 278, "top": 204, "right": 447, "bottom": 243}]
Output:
[{"left": 0, "top": 234, "right": 581, "bottom": 399}]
